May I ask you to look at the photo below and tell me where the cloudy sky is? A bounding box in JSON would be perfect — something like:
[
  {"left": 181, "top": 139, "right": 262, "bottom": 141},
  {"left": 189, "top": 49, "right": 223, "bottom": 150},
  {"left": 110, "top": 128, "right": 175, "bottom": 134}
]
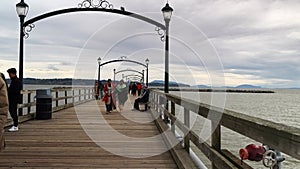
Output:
[{"left": 1, "top": 0, "right": 300, "bottom": 88}]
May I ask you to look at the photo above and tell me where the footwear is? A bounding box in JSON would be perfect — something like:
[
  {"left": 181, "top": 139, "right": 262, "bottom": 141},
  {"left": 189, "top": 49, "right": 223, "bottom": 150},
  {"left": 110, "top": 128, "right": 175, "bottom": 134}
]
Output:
[{"left": 8, "top": 126, "right": 18, "bottom": 132}]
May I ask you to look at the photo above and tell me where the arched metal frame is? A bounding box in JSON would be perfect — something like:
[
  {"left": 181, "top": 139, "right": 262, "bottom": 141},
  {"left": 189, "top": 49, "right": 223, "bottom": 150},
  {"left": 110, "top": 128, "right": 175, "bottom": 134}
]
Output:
[
  {"left": 18, "top": 0, "right": 170, "bottom": 99},
  {"left": 23, "top": 8, "right": 166, "bottom": 38},
  {"left": 100, "top": 59, "right": 148, "bottom": 85},
  {"left": 114, "top": 69, "right": 144, "bottom": 83},
  {"left": 115, "top": 69, "right": 143, "bottom": 76}
]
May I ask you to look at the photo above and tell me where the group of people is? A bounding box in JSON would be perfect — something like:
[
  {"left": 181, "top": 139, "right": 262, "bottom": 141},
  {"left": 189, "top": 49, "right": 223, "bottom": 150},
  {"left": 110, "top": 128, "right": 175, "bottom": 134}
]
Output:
[
  {"left": 1, "top": 68, "right": 22, "bottom": 152},
  {"left": 100, "top": 79, "right": 150, "bottom": 113},
  {"left": 102, "top": 79, "right": 128, "bottom": 113},
  {"left": 129, "top": 82, "right": 142, "bottom": 96}
]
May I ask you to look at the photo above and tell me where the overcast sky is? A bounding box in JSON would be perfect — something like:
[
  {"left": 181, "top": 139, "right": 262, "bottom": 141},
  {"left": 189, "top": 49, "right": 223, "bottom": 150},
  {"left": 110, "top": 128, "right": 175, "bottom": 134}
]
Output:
[{"left": 1, "top": 0, "right": 300, "bottom": 88}]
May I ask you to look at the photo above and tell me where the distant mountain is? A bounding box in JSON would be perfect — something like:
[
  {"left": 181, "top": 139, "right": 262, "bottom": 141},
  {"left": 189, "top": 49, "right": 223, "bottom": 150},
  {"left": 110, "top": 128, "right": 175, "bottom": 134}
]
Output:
[
  {"left": 192, "top": 85, "right": 211, "bottom": 89},
  {"left": 149, "top": 80, "right": 190, "bottom": 87},
  {"left": 192, "top": 84, "right": 262, "bottom": 89},
  {"left": 235, "top": 84, "right": 262, "bottom": 89}
]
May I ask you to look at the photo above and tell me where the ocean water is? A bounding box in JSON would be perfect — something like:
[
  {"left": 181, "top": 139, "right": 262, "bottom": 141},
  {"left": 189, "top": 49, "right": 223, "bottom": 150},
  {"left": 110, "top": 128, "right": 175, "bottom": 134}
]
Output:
[{"left": 172, "top": 89, "right": 300, "bottom": 169}]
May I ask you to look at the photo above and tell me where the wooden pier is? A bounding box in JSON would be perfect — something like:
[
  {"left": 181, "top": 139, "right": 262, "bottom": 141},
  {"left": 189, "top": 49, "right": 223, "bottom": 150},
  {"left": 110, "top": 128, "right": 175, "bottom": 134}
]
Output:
[
  {"left": 1, "top": 87, "right": 299, "bottom": 169},
  {"left": 0, "top": 96, "right": 178, "bottom": 168}
]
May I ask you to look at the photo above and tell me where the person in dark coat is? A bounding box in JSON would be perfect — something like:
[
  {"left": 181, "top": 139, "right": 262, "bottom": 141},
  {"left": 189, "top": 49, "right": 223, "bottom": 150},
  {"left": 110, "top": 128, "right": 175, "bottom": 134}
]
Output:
[
  {"left": 133, "top": 85, "right": 150, "bottom": 111},
  {"left": 7, "top": 68, "right": 22, "bottom": 132},
  {"left": 131, "top": 83, "right": 137, "bottom": 96}
]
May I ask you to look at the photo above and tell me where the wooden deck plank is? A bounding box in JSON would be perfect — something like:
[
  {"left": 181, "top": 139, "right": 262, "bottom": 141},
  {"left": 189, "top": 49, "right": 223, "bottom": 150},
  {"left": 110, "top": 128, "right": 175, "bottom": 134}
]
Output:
[{"left": 0, "top": 97, "right": 178, "bottom": 169}]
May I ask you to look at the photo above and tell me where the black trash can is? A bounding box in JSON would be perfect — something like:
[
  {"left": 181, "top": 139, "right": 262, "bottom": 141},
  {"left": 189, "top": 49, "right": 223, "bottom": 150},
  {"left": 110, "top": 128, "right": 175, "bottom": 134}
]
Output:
[{"left": 36, "top": 89, "right": 52, "bottom": 120}]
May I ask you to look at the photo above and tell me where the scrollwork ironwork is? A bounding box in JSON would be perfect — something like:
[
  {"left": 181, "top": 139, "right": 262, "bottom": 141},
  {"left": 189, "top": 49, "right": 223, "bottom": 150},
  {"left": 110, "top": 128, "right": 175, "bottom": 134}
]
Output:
[
  {"left": 78, "top": 0, "right": 113, "bottom": 9},
  {"left": 24, "top": 24, "right": 35, "bottom": 39},
  {"left": 155, "top": 27, "right": 165, "bottom": 42}
]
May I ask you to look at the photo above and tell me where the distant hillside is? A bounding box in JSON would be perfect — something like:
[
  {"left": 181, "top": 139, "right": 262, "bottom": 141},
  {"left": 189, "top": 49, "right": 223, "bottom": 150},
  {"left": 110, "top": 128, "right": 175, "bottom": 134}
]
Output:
[
  {"left": 192, "top": 85, "right": 211, "bottom": 88},
  {"left": 235, "top": 84, "right": 262, "bottom": 89},
  {"left": 149, "top": 80, "right": 190, "bottom": 87}
]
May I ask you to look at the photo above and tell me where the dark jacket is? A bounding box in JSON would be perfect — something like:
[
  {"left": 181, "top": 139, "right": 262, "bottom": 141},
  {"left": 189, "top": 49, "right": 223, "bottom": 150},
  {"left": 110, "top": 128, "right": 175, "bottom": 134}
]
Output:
[
  {"left": 8, "top": 76, "right": 22, "bottom": 104},
  {"left": 140, "top": 88, "right": 150, "bottom": 103}
]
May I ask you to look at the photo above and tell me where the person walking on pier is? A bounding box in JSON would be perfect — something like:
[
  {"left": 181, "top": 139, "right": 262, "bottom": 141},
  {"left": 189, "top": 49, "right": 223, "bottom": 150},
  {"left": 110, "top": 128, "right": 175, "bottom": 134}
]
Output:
[
  {"left": 103, "top": 79, "right": 116, "bottom": 114},
  {"left": 0, "top": 72, "right": 9, "bottom": 151},
  {"left": 7, "top": 68, "right": 22, "bottom": 132},
  {"left": 116, "top": 80, "right": 128, "bottom": 112}
]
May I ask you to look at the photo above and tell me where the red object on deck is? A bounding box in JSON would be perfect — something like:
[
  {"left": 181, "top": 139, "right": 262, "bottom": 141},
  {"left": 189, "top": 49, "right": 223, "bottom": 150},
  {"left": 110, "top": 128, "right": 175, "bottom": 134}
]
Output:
[{"left": 239, "top": 144, "right": 266, "bottom": 161}]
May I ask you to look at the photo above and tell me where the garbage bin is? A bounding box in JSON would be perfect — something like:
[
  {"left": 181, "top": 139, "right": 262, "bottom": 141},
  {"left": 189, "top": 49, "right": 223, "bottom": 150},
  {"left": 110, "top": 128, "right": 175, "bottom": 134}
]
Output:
[{"left": 36, "top": 89, "right": 52, "bottom": 120}]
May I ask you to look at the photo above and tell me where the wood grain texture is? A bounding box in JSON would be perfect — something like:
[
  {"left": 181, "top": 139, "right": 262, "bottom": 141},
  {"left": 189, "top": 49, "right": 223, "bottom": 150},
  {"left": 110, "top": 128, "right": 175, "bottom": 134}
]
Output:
[{"left": 0, "top": 97, "right": 178, "bottom": 169}]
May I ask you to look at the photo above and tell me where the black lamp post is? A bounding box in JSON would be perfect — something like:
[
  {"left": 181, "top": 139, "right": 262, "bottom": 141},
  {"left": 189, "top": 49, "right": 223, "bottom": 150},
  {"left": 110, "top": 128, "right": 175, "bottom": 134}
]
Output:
[
  {"left": 113, "top": 68, "right": 116, "bottom": 82},
  {"left": 142, "top": 70, "right": 145, "bottom": 83},
  {"left": 16, "top": 0, "right": 29, "bottom": 89},
  {"left": 97, "top": 57, "right": 101, "bottom": 83},
  {"left": 162, "top": 3, "right": 173, "bottom": 93},
  {"left": 145, "top": 58, "right": 149, "bottom": 86},
  {"left": 16, "top": 0, "right": 29, "bottom": 116}
]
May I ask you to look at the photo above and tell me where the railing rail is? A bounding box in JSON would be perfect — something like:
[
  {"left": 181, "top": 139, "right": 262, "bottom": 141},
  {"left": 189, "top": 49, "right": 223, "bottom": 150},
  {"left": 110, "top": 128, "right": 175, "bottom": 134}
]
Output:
[
  {"left": 150, "top": 90, "right": 300, "bottom": 169},
  {"left": 5, "top": 87, "right": 94, "bottom": 127}
]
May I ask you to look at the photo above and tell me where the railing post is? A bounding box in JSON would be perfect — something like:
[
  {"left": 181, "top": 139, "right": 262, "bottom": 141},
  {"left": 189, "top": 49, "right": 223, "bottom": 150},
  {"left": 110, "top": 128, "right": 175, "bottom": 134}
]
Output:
[
  {"left": 171, "top": 101, "right": 175, "bottom": 134},
  {"left": 184, "top": 108, "right": 190, "bottom": 153},
  {"left": 84, "top": 89, "right": 86, "bottom": 100},
  {"left": 56, "top": 91, "right": 59, "bottom": 107},
  {"left": 65, "top": 90, "right": 68, "bottom": 105},
  {"left": 212, "top": 120, "right": 221, "bottom": 169},
  {"left": 79, "top": 89, "right": 81, "bottom": 102},
  {"left": 72, "top": 89, "right": 75, "bottom": 104},
  {"left": 27, "top": 92, "right": 31, "bottom": 115}
]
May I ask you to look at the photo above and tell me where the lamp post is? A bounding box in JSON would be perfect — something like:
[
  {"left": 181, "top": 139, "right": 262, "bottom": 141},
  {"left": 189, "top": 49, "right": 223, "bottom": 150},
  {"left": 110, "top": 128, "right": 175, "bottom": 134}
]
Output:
[
  {"left": 16, "top": 0, "right": 29, "bottom": 116},
  {"left": 16, "top": 0, "right": 29, "bottom": 89},
  {"left": 97, "top": 57, "right": 101, "bottom": 99},
  {"left": 145, "top": 58, "right": 149, "bottom": 86},
  {"left": 142, "top": 70, "right": 145, "bottom": 83},
  {"left": 113, "top": 68, "right": 116, "bottom": 82},
  {"left": 97, "top": 57, "right": 101, "bottom": 83},
  {"left": 162, "top": 3, "right": 173, "bottom": 93}
]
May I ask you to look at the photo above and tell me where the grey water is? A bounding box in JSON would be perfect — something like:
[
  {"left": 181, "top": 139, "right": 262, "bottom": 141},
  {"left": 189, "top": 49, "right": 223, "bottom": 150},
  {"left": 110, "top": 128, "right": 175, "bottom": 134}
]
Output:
[{"left": 171, "top": 89, "right": 300, "bottom": 169}]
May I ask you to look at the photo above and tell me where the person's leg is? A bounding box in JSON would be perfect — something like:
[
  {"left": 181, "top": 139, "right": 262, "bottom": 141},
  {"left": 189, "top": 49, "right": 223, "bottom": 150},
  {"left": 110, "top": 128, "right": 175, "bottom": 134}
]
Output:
[
  {"left": 108, "top": 103, "right": 112, "bottom": 111},
  {"left": 9, "top": 102, "right": 18, "bottom": 127},
  {"left": 134, "top": 98, "right": 141, "bottom": 110},
  {"left": 106, "top": 104, "right": 109, "bottom": 112}
]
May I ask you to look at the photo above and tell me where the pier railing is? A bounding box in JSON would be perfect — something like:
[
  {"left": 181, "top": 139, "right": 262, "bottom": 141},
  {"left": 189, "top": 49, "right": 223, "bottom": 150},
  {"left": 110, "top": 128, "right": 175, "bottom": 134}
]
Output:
[
  {"left": 150, "top": 90, "right": 300, "bottom": 169},
  {"left": 5, "top": 87, "right": 94, "bottom": 127}
]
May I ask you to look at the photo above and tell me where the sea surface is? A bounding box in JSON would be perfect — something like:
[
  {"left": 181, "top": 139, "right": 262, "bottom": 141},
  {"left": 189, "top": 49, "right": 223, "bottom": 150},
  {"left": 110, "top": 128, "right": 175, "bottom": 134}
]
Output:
[{"left": 171, "top": 89, "right": 300, "bottom": 169}]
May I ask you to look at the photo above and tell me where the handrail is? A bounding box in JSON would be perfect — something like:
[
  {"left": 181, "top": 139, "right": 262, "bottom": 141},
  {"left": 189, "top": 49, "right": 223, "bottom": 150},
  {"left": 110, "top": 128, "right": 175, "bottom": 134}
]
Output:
[
  {"left": 150, "top": 90, "right": 300, "bottom": 169},
  {"left": 6, "top": 87, "right": 95, "bottom": 127}
]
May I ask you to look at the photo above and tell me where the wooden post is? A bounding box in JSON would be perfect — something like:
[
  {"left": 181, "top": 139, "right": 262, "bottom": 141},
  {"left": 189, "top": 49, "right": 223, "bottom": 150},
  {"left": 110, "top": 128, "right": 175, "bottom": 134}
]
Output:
[
  {"left": 72, "top": 90, "right": 75, "bottom": 104},
  {"left": 56, "top": 91, "right": 59, "bottom": 107},
  {"left": 212, "top": 120, "right": 221, "bottom": 169},
  {"left": 27, "top": 92, "right": 31, "bottom": 115},
  {"left": 79, "top": 89, "right": 81, "bottom": 102},
  {"left": 171, "top": 101, "right": 175, "bottom": 134},
  {"left": 184, "top": 108, "right": 190, "bottom": 153},
  {"left": 64, "top": 90, "right": 67, "bottom": 105}
]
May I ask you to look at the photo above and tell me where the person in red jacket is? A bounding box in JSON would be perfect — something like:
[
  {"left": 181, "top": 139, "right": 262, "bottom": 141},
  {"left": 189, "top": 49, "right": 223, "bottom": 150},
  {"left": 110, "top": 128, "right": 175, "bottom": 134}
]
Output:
[{"left": 102, "top": 79, "right": 116, "bottom": 114}]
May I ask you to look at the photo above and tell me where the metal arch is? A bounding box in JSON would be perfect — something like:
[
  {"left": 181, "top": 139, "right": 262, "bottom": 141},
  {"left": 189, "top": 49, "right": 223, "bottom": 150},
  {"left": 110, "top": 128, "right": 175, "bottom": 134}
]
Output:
[
  {"left": 127, "top": 77, "right": 143, "bottom": 82},
  {"left": 124, "top": 74, "right": 143, "bottom": 78},
  {"left": 23, "top": 8, "right": 166, "bottom": 30},
  {"left": 115, "top": 69, "right": 143, "bottom": 76},
  {"left": 99, "top": 59, "right": 147, "bottom": 67}
]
